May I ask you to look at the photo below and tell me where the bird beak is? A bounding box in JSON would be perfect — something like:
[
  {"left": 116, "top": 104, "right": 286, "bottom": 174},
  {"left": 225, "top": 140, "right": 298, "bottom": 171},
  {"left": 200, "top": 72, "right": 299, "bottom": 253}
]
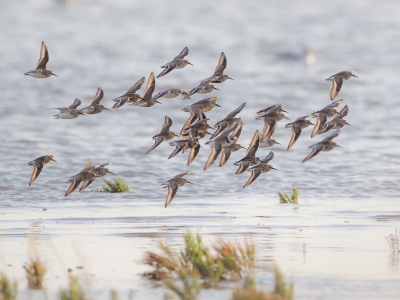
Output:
[
  {"left": 336, "top": 145, "right": 343, "bottom": 149},
  {"left": 105, "top": 108, "right": 111, "bottom": 111},
  {"left": 346, "top": 122, "right": 351, "bottom": 126},
  {"left": 276, "top": 142, "right": 282, "bottom": 145},
  {"left": 272, "top": 168, "right": 278, "bottom": 171},
  {"left": 216, "top": 104, "right": 221, "bottom": 107},
  {"left": 81, "top": 113, "right": 87, "bottom": 116},
  {"left": 352, "top": 74, "right": 359, "bottom": 78},
  {"left": 52, "top": 159, "right": 57, "bottom": 163},
  {"left": 188, "top": 62, "right": 194, "bottom": 66},
  {"left": 282, "top": 110, "right": 289, "bottom": 113},
  {"left": 53, "top": 74, "right": 59, "bottom": 77},
  {"left": 215, "top": 88, "right": 220, "bottom": 91},
  {"left": 187, "top": 181, "right": 194, "bottom": 185},
  {"left": 310, "top": 123, "right": 314, "bottom": 125},
  {"left": 285, "top": 117, "right": 290, "bottom": 120},
  {"left": 156, "top": 100, "right": 163, "bottom": 105},
  {"left": 241, "top": 146, "right": 247, "bottom": 149},
  {"left": 109, "top": 172, "right": 117, "bottom": 176},
  {"left": 229, "top": 77, "right": 234, "bottom": 80}
]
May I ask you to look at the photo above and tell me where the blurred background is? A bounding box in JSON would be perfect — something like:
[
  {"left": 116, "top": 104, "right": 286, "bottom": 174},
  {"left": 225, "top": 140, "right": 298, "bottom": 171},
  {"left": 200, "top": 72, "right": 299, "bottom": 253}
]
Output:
[{"left": 0, "top": 1, "right": 400, "bottom": 299}]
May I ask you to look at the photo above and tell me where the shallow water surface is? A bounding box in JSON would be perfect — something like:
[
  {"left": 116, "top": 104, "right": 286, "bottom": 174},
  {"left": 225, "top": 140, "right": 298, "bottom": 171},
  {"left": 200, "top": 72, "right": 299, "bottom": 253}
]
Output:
[{"left": 0, "top": 0, "right": 400, "bottom": 299}]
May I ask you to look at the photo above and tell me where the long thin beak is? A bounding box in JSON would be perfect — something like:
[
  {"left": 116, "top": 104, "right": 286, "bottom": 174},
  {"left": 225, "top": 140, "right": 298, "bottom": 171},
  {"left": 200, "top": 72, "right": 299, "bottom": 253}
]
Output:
[
  {"left": 187, "top": 181, "right": 194, "bottom": 185},
  {"left": 272, "top": 168, "right": 278, "bottom": 171},
  {"left": 353, "top": 75, "right": 359, "bottom": 78},
  {"left": 109, "top": 172, "right": 117, "bottom": 176},
  {"left": 156, "top": 100, "right": 163, "bottom": 105},
  {"left": 53, "top": 74, "right": 59, "bottom": 77},
  {"left": 241, "top": 146, "right": 247, "bottom": 149},
  {"left": 282, "top": 110, "right": 289, "bottom": 113},
  {"left": 215, "top": 88, "right": 220, "bottom": 91},
  {"left": 216, "top": 104, "right": 221, "bottom": 107},
  {"left": 105, "top": 108, "right": 111, "bottom": 111},
  {"left": 82, "top": 113, "right": 87, "bottom": 116},
  {"left": 188, "top": 62, "right": 194, "bottom": 66},
  {"left": 310, "top": 123, "right": 315, "bottom": 125},
  {"left": 337, "top": 145, "right": 343, "bottom": 148},
  {"left": 229, "top": 77, "right": 234, "bottom": 80},
  {"left": 285, "top": 117, "right": 290, "bottom": 120},
  {"left": 346, "top": 122, "right": 351, "bottom": 126},
  {"left": 52, "top": 159, "right": 57, "bottom": 163},
  {"left": 275, "top": 142, "right": 281, "bottom": 145}
]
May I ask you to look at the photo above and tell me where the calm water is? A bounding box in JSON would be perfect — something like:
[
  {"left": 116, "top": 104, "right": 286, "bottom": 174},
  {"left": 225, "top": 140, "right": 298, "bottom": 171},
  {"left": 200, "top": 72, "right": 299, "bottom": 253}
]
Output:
[{"left": 0, "top": 0, "right": 400, "bottom": 299}]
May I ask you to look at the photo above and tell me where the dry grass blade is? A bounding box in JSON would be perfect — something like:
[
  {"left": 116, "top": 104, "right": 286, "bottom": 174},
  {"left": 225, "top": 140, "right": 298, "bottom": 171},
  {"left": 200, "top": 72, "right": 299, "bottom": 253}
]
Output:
[
  {"left": 163, "top": 269, "right": 201, "bottom": 300},
  {"left": 0, "top": 273, "right": 18, "bottom": 300},
  {"left": 385, "top": 228, "right": 399, "bottom": 254},
  {"left": 277, "top": 186, "right": 299, "bottom": 204},
  {"left": 59, "top": 276, "right": 87, "bottom": 300},
  {"left": 232, "top": 276, "right": 272, "bottom": 300},
  {"left": 273, "top": 266, "right": 294, "bottom": 300},
  {"left": 24, "top": 257, "right": 47, "bottom": 289}
]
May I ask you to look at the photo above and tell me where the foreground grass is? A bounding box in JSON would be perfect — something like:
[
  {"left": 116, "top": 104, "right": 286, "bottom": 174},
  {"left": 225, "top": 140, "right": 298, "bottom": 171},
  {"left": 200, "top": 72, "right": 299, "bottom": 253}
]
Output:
[
  {"left": 0, "top": 273, "right": 18, "bottom": 300},
  {"left": 59, "top": 276, "right": 87, "bottom": 300},
  {"left": 95, "top": 177, "right": 130, "bottom": 193},
  {"left": 24, "top": 257, "right": 47, "bottom": 289},
  {"left": 277, "top": 187, "right": 299, "bottom": 204},
  {"left": 385, "top": 228, "right": 399, "bottom": 254},
  {"left": 143, "top": 231, "right": 255, "bottom": 283}
]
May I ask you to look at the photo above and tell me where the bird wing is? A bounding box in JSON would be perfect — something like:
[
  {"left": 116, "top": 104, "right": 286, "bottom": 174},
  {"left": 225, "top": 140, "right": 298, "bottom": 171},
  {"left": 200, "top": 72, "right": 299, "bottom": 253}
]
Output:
[
  {"left": 65, "top": 177, "right": 83, "bottom": 196},
  {"left": 204, "top": 143, "right": 223, "bottom": 170},
  {"left": 227, "top": 102, "right": 246, "bottom": 118},
  {"left": 323, "top": 130, "right": 341, "bottom": 141},
  {"left": 112, "top": 97, "right": 129, "bottom": 109},
  {"left": 261, "top": 151, "right": 275, "bottom": 163},
  {"left": 174, "top": 47, "right": 189, "bottom": 60},
  {"left": 160, "top": 116, "right": 173, "bottom": 132},
  {"left": 246, "top": 130, "right": 262, "bottom": 156},
  {"left": 302, "top": 145, "right": 322, "bottom": 163},
  {"left": 235, "top": 161, "right": 251, "bottom": 175},
  {"left": 145, "top": 136, "right": 164, "bottom": 155},
  {"left": 36, "top": 41, "right": 49, "bottom": 70},
  {"left": 29, "top": 164, "right": 43, "bottom": 186},
  {"left": 330, "top": 77, "right": 343, "bottom": 101},
  {"left": 210, "top": 123, "right": 227, "bottom": 140},
  {"left": 334, "top": 105, "right": 349, "bottom": 119},
  {"left": 243, "top": 169, "right": 262, "bottom": 188},
  {"left": 68, "top": 99, "right": 82, "bottom": 109},
  {"left": 54, "top": 107, "right": 71, "bottom": 113},
  {"left": 197, "top": 108, "right": 208, "bottom": 120},
  {"left": 181, "top": 110, "right": 199, "bottom": 135},
  {"left": 188, "top": 145, "right": 200, "bottom": 166},
  {"left": 165, "top": 182, "right": 179, "bottom": 208},
  {"left": 323, "top": 99, "right": 343, "bottom": 110},
  {"left": 261, "top": 119, "right": 277, "bottom": 142},
  {"left": 173, "top": 171, "right": 190, "bottom": 179},
  {"left": 311, "top": 113, "right": 327, "bottom": 138},
  {"left": 157, "top": 63, "right": 177, "bottom": 78},
  {"left": 213, "top": 52, "right": 227, "bottom": 76},
  {"left": 318, "top": 121, "right": 335, "bottom": 134},
  {"left": 79, "top": 179, "right": 95, "bottom": 192},
  {"left": 219, "top": 146, "right": 233, "bottom": 167},
  {"left": 126, "top": 77, "right": 146, "bottom": 94},
  {"left": 90, "top": 88, "right": 104, "bottom": 105},
  {"left": 287, "top": 125, "right": 302, "bottom": 150},
  {"left": 142, "top": 72, "right": 156, "bottom": 100},
  {"left": 168, "top": 143, "right": 187, "bottom": 159}
]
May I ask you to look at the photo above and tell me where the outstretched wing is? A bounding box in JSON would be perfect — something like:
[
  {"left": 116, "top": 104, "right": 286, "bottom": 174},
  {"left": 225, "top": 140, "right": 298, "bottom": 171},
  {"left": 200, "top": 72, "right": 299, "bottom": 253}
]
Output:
[
  {"left": 330, "top": 77, "right": 343, "bottom": 101},
  {"left": 311, "top": 113, "right": 327, "bottom": 138},
  {"left": 219, "top": 146, "right": 233, "bottom": 167},
  {"left": 227, "top": 102, "right": 246, "bottom": 118},
  {"left": 287, "top": 125, "right": 302, "bottom": 150},
  {"left": 157, "top": 63, "right": 177, "bottom": 78},
  {"left": 36, "top": 41, "right": 49, "bottom": 69},
  {"left": 246, "top": 130, "right": 262, "bottom": 156},
  {"left": 90, "top": 88, "right": 104, "bottom": 105},
  {"left": 68, "top": 99, "right": 82, "bottom": 109},
  {"left": 323, "top": 99, "right": 343, "bottom": 110},
  {"left": 188, "top": 145, "right": 200, "bottom": 166},
  {"left": 145, "top": 136, "right": 164, "bottom": 155},
  {"left": 262, "top": 151, "right": 275, "bottom": 163},
  {"left": 213, "top": 52, "right": 227, "bottom": 76},
  {"left": 243, "top": 169, "right": 262, "bottom": 188},
  {"left": 174, "top": 47, "right": 189, "bottom": 60},
  {"left": 65, "top": 177, "right": 82, "bottom": 196},
  {"left": 165, "top": 182, "right": 179, "bottom": 208},
  {"left": 235, "top": 161, "right": 251, "bottom": 175},
  {"left": 302, "top": 145, "right": 322, "bottom": 163},
  {"left": 29, "top": 164, "right": 43, "bottom": 186},
  {"left": 126, "top": 77, "right": 146, "bottom": 94},
  {"left": 323, "top": 130, "right": 341, "bottom": 142},
  {"left": 334, "top": 105, "right": 349, "bottom": 119},
  {"left": 143, "top": 72, "right": 156, "bottom": 99},
  {"left": 261, "top": 118, "right": 277, "bottom": 142},
  {"left": 160, "top": 116, "right": 173, "bottom": 132},
  {"left": 204, "top": 143, "right": 222, "bottom": 170},
  {"left": 79, "top": 179, "right": 95, "bottom": 192},
  {"left": 168, "top": 143, "right": 186, "bottom": 159}
]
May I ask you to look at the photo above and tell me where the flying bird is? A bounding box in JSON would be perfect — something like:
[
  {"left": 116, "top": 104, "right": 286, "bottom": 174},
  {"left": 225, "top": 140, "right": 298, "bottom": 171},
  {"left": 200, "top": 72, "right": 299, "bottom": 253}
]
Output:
[
  {"left": 146, "top": 116, "right": 179, "bottom": 155},
  {"left": 24, "top": 41, "right": 58, "bottom": 78},
  {"left": 157, "top": 47, "right": 193, "bottom": 78},
  {"left": 303, "top": 130, "right": 341, "bottom": 163},
  {"left": 27, "top": 155, "right": 56, "bottom": 186},
  {"left": 162, "top": 171, "right": 193, "bottom": 208},
  {"left": 285, "top": 116, "right": 314, "bottom": 150},
  {"left": 112, "top": 77, "right": 145, "bottom": 109},
  {"left": 326, "top": 71, "right": 358, "bottom": 100}
]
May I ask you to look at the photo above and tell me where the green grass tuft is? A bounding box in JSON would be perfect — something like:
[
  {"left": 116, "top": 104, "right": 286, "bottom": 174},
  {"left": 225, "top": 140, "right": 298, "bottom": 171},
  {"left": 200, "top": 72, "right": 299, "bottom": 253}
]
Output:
[
  {"left": 95, "top": 176, "right": 130, "bottom": 193},
  {"left": 23, "top": 257, "right": 47, "bottom": 289},
  {"left": 273, "top": 265, "right": 294, "bottom": 300},
  {"left": 0, "top": 273, "right": 18, "bottom": 300},
  {"left": 163, "top": 269, "right": 202, "bottom": 300},
  {"left": 277, "top": 186, "right": 299, "bottom": 204},
  {"left": 59, "top": 276, "right": 87, "bottom": 300}
]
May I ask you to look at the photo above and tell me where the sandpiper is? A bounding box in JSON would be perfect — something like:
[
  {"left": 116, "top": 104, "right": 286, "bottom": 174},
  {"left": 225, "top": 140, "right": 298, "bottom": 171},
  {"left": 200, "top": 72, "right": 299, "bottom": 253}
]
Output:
[
  {"left": 79, "top": 88, "right": 110, "bottom": 114},
  {"left": 66, "top": 170, "right": 98, "bottom": 196},
  {"left": 256, "top": 111, "right": 288, "bottom": 142},
  {"left": 27, "top": 155, "right": 56, "bottom": 186},
  {"left": 259, "top": 139, "right": 281, "bottom": 148},
  {"left": 326, "top": 71, "right": 358, "bottom": 101},
  {"left": 319, "top": 105, "right": 350, "bottom": 134},
  {"left": 204, "top": 119, "right": 243, "bottom": 170},
  {"left": 146, "top": 116, "right": 179, "bottom": 154},
  {"left": 182, "top": 97, "right": 221, "bottom": 113},
  {"left": 256, "top": 104, "right": 287, "bottom": 116},
  {"left": 24, "top": 41, "right": 58, "bottom": 78},
  {"left": 112, "top": 77, "right": 145, "bottom": 109},
  {"left": 285, "top": 116, "right": 314, "bottom": 150},
  {"left": 131, "top": 73, "right": 162, "bottom": 107},
  {"left": 234, "top": 130, "right": 262, "bottom": 175},
  {"left": 169, "top": 137, "right": 200, "bottom": 166},
  {"left": 157, "top": 47, "right": 193, "bottom": 78},
  {"left": 153, "top": 89, "right": 191, "bottom": 100},
  {"left": 303, "top": 130, "right": 341, "bottom": 163},
  {"left": 311, "top": 99, "right": 343, "bottom": 138},
  {"left": 211, "top": 102, "right": 246, "bottom": 139},
  {"left": 183, "top": 109, "right": 212, "bottom": 139},
  {"left": 79, "top": 163, "right": 115, "bottom": 191},
  {"left": 201, "top": 52, "right": 233, "bottom": 84},
  {"left": 189, "top": 82, "right": 219, "bottom": 96},
  {"left": 162, "top": 171, "right": 193, "bottom": 208},
  {"left": 52, "top": 99, "right": 86, "bottom": 119},
  {"left": 219, "top": 142, "right": 246, "bottom": 167},
  {"left": 243, "top": 152, "right": 277, "bottom": 188}
]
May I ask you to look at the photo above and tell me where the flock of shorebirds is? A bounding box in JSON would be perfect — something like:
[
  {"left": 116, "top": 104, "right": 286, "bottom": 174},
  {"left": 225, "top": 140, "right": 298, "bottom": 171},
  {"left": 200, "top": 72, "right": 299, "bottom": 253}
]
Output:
[{"left": 25, "top": 42, "right": 358, "bottom": 207}]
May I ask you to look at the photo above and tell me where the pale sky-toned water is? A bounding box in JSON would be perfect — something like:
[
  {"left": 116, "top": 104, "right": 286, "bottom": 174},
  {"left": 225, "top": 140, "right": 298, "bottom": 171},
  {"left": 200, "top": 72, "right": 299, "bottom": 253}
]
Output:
[{"left": 0, "top": 0, "right": 400, "bottom": 299}]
